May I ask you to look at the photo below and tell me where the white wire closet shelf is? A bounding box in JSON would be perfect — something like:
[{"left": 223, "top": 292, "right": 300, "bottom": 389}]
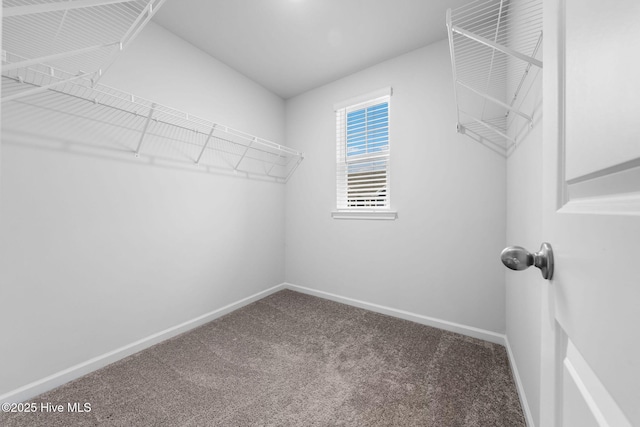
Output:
[
  {"left": 2, "top": 0, "right": 304, "bottom": 182},
  {"left": 447, "top": 0, "right": 543, "bottom": 157},
  {"left": 2, "top": 0, "right": 166, "bottom": 98},
  {"left": 1, "top": 65, "right": 304, "bottom": 182}
]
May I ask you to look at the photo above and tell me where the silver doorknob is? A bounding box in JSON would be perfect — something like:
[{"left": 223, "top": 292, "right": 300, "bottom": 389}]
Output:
[{"left": 501, "top": 243, "right": 554, "bottom": 280}]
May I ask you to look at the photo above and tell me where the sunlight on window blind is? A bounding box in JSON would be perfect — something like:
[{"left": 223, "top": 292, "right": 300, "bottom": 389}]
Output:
[{"left": 336, "top": 94, "right": 390, "bottom": 210}]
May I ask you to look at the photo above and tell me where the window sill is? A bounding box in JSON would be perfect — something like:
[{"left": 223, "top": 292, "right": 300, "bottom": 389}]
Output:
[{"left": 331, "top": 210, "right": 398, "bottom": 221}]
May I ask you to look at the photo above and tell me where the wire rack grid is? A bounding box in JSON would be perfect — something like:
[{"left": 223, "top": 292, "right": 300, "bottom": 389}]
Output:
[
  {"left": 2, "top": 0, "right": 304, "bottom": 182},
  {"left": 447, "top": 0, "right": 543, "bottom": 157}
]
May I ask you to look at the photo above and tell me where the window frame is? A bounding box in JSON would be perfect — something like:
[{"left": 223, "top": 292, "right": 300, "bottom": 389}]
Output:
[{"left": 332, "top": 87, "right": 397, "bottom": 221}]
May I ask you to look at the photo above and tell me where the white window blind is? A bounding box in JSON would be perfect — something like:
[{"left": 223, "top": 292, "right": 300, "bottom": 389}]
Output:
[{"left": 335, "top": 90, "right": 391, "bottom": 212}]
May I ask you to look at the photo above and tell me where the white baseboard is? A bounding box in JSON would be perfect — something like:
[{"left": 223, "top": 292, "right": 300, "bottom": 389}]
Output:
[
  {"left": 504, "top": 336, "right": 536, "bottom": 427},
  {"left": 0, "top": 283, "right": 286, "bottom": 404},
  {"left": 283, "top": 282, "right": 505, "bottom": 345}
]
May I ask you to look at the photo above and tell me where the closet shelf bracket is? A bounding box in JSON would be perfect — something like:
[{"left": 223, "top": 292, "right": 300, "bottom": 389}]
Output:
[
  {"left": 135, "top": 104, "right": 156, "bottom": 157},
  {"left": 195, "top": 125, "right": 217, "bottom": 165},
  {"left": 234, "top": 138, "right": 255, "bottom": 171}
]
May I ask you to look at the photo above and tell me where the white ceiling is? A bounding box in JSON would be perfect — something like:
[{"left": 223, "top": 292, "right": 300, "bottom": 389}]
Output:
[{"left": 153, "top": 0, "right": 470, "bottom": 99}]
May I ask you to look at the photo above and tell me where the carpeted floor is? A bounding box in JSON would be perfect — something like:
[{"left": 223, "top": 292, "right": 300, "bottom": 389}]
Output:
[{"left": 1, "top": 290, "right": 526, "bottom": 426}]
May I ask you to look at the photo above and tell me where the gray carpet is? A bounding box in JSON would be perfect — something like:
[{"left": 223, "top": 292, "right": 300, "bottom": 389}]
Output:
[{"left": 1, "top": 290, "right": 526, "bottom": 426}]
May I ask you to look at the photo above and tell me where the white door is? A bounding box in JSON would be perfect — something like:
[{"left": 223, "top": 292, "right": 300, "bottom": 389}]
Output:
[{"left": 540, "top": 0, "right": 640, "bottom": 426}]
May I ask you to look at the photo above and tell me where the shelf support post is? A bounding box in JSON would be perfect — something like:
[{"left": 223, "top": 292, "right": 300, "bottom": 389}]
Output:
[
  {"left": 234, "top": 137, "right": 255, "bottom": 171},
  {"left": 195, "top": 125, "right": 216, "bottom": 165},
  {"left": 135, "top": 104, "right": 156, "bottom": 157},
  {"left": 265, "top": 156, "right": 281, "bottom": 176},
  {"left": 284, "top": 155, "right": 304, "bottom": 183}
]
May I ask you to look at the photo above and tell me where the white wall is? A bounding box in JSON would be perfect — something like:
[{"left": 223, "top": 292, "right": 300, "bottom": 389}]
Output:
[
  {"left": 0, "top": 22, "right": 286, "bottom": 397},
  {"left": 284, "top": 40, "right": 507, "bottom": 334},
  {"left": 505, "top": 55, "right": 544, "bottom": 425}
]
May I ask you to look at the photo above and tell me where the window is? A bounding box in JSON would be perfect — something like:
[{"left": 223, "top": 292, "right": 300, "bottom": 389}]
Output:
[{"left": 333, "top": 87, "right": 396, "bottom": 220}]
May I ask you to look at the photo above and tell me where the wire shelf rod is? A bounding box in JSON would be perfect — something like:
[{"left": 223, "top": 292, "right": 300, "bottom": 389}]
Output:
[
  {"left": 8, "top": 75, "right": 295, "bottom": 165},
  {"left": 195, "top": 125, "right": 216, "bottom": 165},
  {"left": 451, "top": 0, "right": 499, "bottom": 20},
  {"left": 446, "top": 8, "right": 461, "bottom": 124},
  {"left": 455, "top": 17, "right": 542, "bottom": 47},
  {"left": 453, "top": 54, "right": 535, "bottom": 85},
  {"left": 455, "top": 13, "right": 507, "bottom": 33},
  {"left": 86, "top": 97, "right": 294, "bottom": 161},
  {"left": 457, "top": 80, "right": 532, "bottom": 122},
  {"left": 462, "top": 111, "right": 516, "bottom": 143},
  {"left": 507, "top": 31, "right": 543, "bottom": 113},
  {"left": 452, "top": 0, "right": 539, "bottom": 21},
  {"left": 481, "top": 0, "right": 505, "bottom": 122},
  {"left": 454, "top": 21, "right": 543, "bottom": 56},
  {"left": 285, "top": 156, "right": 305, "bottom": 182},
  {"left": 447, "top": 0, "right": 542, "bottom": 156},
  {"left": 3, "top": 0, "right": 162, "bottom": 87},
  {"left": 265, "top": 154, "right": 281, "bottom": 176},
  {"left": 455, "top": 51, "right": 507, "bottom": 76},
  {"left": 452, "top": 20, "right": 543, "bottom": 48},
  {"left": 450, "top": 25, "right": 542, "bottom": 68},
  {"left": 134, "top": 103, "right": 155, "bottom": 156},
  {"left": 118, "top": 1, "right": 166, "bottom": 54},
  {"left": 234, "top": 138, "right": 255, "bottom": 170},
  {"left": 2, "top": 71, "right": 95, "bottom": 103},
  {"left": 454, "top": 3, "right": 541, "bottom": 30},
  {"left": 40, "top": 74, "right": 299, "bottom": 156},
  {"left": 461, "top": 126, "right": 510, "bottom": 157},
  {"left": 452, "top": 39, "right": 540, "bottom": 65},
  {"left": 6, "top": 16, "right": 134, "bottom": 58},
  {"left": 453, "top": 40, "right": 505, "bottom": 61},
  {"left": 2, "top": 0, "right": 304, "bottom": 182},
  {"left": 48, "top": 8, "right": 72, "bottom": 55},
  {"left": 12, "top": 88, "right": 291, "bottom": 168},
  {"left": 3, "top": 0, "right": 140, "bottom": 17},
  {"left": 2, "top": 42, "right": 120, "bottom": 72}
]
